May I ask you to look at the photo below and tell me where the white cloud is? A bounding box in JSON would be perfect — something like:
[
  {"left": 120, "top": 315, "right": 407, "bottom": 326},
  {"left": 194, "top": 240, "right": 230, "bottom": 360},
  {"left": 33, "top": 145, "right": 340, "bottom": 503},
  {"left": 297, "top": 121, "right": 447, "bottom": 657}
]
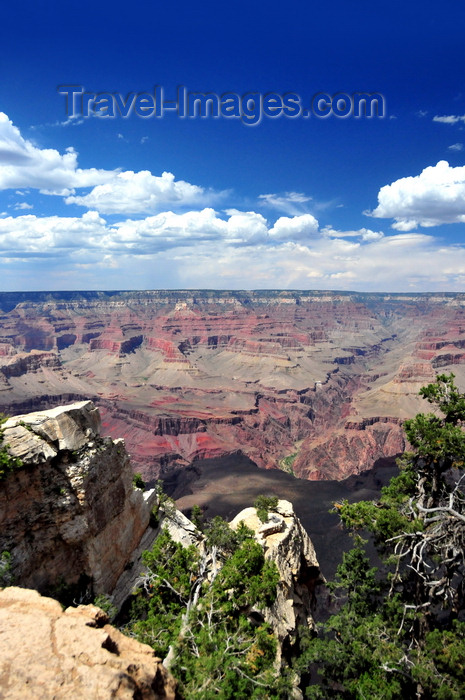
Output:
[
  {"left": 448, "top": 143, "right": 464, "bottom": 151},
  {"left": 258, "top": 191, "right": 312, "bottom": 215},
  {"left": 433, "top": 114, "right": 465, "bottom": 124},
  {"left": 54, "top": 115, "right": 84, "bottom": 127},
  {"left": 367, "top": 161, "right": 465, "bottom": 230},
  {"left": 0, "top": 113, "right": 226, "bottom": 214},
  {"left": 13, "top": 202, "right": 33, "bottom": 210},
  {"left": 2, "top": 208, "right": 465, "bottom": 292},
  {"left": 169, "top": 233, "right": 465, "bottom": 292},
  {"left": 3, "top": 111, "right": 465, "bottom": 292},
  {"left": 321, "top": 226, "right": 384, "bottom": 241},
  {"left": 65, "top": 170, "right": 216, "bottom": 214},
  {"left": 269, "top": 214, "right": 319, "bottom": 240},
  {"left": 0, "top": 211, "right": 108, "bottom": 256},
  {"left": 0, "top": 112, "right": 113, "bottom": 195},
  {"left": 0, "top": 208, "right": 312, "bottom": 260}
]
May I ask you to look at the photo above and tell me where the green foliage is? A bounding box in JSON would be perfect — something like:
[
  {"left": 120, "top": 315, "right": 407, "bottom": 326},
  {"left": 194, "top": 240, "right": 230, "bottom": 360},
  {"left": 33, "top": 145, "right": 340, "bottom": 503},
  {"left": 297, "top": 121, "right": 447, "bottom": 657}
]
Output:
[
  {"left": 0, "top": 551, "right": 14, "bottom": 587},
  {"left": 280, "top": 452, "right": 297, "bottom": 475},
  {"left": 214, "top": 539, "right": 280, "bottom": 611},
  {"left": 127, "top": 523, "right": 286, "bottom": 698},
  {"left": 254, "top": 494, "right": 279, "bottom": 523},
  {"left": 326, "top": 536, "right": 380, "bottom": 616},
  {"left": 419, "top": 372, "right": 465, "bottom": 424},
  {"left": 171, "top": 618, "right": 282, "bottom": 700},
  {"left": 302, "top": 373, "right": 465, "bottom": 698},
  {"left": 132, "top": 472, "right": 146, "bottom": 489},
  {"left": 93, "top": 593, "right": 118, "bottom": 620},
  {"left": 404, "top": 412, "right": 465, "bottom": 464},
  {"left": 190, "top": 504, "right": 204, "bottom": 531},
  {"left": 204, "top": 515, "right": 240, "bottom": 553}
]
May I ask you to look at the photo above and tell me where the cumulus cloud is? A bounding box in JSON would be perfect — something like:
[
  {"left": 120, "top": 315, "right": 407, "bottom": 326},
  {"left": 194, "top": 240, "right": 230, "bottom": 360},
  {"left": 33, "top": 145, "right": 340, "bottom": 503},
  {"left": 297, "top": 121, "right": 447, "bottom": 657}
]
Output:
[
  {"left": 367, "top": 161, "right": 465, "bottom": 230},
  {"left": 13, "top": 202, "right": 33, "bottom": 210},
  {"left": 65, "top": 170, "right": 218, "bottom": 214},
  {"left": 0, "top": 112, "right": 113, "bottom": 195},
  {"left": 269, "top": 214, "right": 319, "bottom": 240},
  {"left": 0, "top": 208, "right": 312, "bottom": 260},
  {"left": 3, "top": 111, "right": 465, "bottom": 292},
  {"left": 2, "top": 208, "right": 465, "bottom": 292},
  {"left": 0, "top": 113, "right": 220, "bottom": 214},
  {"left": 0, "top": 211, "right": 108, "bottom": 257}
]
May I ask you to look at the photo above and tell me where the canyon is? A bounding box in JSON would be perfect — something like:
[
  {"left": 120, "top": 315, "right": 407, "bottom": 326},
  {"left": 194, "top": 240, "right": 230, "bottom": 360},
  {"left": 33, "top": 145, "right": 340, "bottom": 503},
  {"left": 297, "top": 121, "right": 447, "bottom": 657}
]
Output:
[{"left": 1, "top": 290, "right": 465, "bottom": 484}]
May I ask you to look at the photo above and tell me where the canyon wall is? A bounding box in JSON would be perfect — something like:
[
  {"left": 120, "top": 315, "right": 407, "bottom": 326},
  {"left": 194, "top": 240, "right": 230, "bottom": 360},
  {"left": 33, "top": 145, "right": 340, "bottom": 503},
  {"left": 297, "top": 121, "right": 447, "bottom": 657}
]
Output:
[
  {"left": 1, "top": 290, "right": 465, "bottom": 481},
  {"left": 0, "top": 400, "right": 153, "bottom": 595}
]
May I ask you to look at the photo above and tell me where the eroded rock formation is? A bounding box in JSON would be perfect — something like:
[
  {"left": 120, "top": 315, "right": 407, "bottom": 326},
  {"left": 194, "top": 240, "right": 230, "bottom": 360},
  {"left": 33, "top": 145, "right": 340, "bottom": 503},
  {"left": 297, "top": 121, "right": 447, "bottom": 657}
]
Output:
[
  {"left": 230, "top": 499, "right": 321, "bottom": 660},
  {"left": 0, "top": 587, "right": 178, "bottom": 699},
  {"left": 0, "top": 401, "right": 153, "bottom": 595}
]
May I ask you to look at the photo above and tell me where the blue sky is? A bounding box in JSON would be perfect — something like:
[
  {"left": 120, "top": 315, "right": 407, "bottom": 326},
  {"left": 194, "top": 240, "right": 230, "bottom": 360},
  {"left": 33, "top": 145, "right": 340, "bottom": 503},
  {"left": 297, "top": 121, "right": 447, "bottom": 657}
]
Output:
[{"left": 1, "top": 0, "right": 465, "bottom": 291}]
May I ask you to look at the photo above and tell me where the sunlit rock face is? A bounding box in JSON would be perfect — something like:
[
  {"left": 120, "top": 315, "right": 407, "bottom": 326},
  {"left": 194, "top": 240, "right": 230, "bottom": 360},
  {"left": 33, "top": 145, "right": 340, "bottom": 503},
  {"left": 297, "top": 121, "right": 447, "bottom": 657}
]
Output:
[
  {"left": 0, "top": 587, "right": 179, "bottom": 700},
  {"left": 1, "top": 290, "right": 465, "bottom": 481},
  {"left": 0, "top": 401, "right": 152, "bottom": 595},
  {"left": 230, "top": 499, "right": 322, "bottom": 662}
]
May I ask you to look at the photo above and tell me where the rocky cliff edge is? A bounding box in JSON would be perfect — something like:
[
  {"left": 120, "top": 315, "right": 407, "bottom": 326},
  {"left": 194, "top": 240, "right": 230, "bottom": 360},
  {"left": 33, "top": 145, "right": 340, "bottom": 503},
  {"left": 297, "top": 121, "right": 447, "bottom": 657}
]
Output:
[
  {"left": 230, "top": 500, "right": 322, "bottom": 659},
  {"left": 0, "top": 400, "right": 154, "bottom": 595},
  {"left": 0, "top": 586, "right": 178, "bottom": 699}
]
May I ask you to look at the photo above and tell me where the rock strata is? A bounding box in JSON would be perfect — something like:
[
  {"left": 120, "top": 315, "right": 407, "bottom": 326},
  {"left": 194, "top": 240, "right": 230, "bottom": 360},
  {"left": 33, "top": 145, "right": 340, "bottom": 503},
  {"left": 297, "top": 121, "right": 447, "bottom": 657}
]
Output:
[
  {"left": 0, "top": 401, "right": 153, "bottom": 595},
  {"left": 0, "top": 586, "right": 178, "bottom": 699},
  {"left": 3, "top": 290, "right": 465, "bottom": 481}
]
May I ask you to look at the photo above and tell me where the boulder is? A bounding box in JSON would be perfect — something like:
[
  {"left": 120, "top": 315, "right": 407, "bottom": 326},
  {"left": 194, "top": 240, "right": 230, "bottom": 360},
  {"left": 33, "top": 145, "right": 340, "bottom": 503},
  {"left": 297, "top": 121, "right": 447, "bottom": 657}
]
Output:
[{"left": 0, "top": 587, "right": 178, "bottom": 699}]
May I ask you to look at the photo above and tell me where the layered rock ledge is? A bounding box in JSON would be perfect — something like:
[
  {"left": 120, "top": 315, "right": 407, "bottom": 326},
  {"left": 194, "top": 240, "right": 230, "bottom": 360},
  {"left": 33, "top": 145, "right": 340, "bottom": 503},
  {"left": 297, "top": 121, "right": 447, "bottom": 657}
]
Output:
[{"left": 0, "top": 401, "right": 154, "bottom": 595}]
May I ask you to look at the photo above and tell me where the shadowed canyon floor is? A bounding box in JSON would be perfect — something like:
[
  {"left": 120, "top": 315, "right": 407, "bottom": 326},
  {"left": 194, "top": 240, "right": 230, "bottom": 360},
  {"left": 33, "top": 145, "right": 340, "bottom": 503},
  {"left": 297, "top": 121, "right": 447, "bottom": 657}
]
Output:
[
  {"left": 1, "top": 290, "right": 465, "bottom": 484},
  {"left": 165, "top": 452, "right": 399, "bottom": 582}
]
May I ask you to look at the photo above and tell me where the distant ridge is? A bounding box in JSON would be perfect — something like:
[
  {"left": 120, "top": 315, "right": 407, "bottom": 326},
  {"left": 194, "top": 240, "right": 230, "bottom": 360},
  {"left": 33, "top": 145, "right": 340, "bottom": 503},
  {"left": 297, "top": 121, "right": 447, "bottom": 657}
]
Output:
[{"left": 1, "top": 288, "right": 465, "bottom": 313}]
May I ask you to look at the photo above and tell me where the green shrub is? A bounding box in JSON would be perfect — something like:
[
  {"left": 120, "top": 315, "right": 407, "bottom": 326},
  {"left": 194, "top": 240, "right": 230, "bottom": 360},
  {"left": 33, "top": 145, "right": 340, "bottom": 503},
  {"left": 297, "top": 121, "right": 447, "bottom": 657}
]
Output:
[
  {"left": 94, "top": 593, "right": 118, "bottom": 620},
  {"left": 132, "top": 472, "right": 146, "bottom": 489},
  {"left": 254, "top": 494, "right": 279, "bottom": 522},
  {"left": 0, "top": 551, "right": 14, "bottom": 587}
]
